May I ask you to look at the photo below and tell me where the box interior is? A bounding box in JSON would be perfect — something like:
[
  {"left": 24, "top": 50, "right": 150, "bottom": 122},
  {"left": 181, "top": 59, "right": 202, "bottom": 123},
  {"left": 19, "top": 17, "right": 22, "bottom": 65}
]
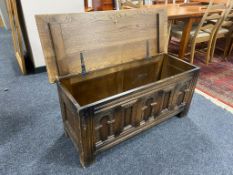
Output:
[{"left": 61, "top": 55, "right": 195, "bottom": 106}]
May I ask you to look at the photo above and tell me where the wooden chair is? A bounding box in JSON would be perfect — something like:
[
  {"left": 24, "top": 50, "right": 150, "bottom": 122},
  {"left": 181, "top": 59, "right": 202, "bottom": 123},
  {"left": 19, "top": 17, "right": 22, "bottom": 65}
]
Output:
[
  {"left": 209, "top": 1, "right": 233, "bottom": 61},
  {"left": 170, "top": 0, "right": 225, "bottom": 64},
  {"left": 118, "top": 0, "right": 143, "bottom": 9}
]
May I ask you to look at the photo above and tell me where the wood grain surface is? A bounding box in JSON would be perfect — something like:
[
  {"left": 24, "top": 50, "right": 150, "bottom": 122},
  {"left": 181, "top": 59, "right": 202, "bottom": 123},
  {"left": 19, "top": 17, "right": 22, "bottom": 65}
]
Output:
[
  {"left": 36, "top": 8, "right": 200, "bottom": 167},
  {"left": 36, "top": 8, "right": 167, "bottom": 83}
]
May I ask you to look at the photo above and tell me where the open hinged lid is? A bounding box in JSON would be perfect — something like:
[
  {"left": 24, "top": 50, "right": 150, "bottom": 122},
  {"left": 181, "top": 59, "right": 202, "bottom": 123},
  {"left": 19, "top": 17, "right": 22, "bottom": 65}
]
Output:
[{"left": 36, "top": 8, "right": 168, "bottom": 83}]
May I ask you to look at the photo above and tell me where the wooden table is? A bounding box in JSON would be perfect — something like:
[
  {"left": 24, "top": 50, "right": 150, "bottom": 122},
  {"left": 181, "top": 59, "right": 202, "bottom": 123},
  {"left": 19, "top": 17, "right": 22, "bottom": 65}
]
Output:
[
  {"left": 144, "top": 4, "right": 208, "bottom": 59},
  {"left": 192, "top": 0, "right": 227, "bottom": 3}
]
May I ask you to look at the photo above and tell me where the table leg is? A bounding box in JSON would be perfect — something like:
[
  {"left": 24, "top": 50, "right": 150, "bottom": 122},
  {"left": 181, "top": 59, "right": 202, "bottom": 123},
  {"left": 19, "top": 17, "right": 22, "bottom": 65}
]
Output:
[
  {"left": 165, "top": 20, "right": 172, "bottom": 53},
  {"left": 178, "top": 18, "right": 195, "bottom": 59}
]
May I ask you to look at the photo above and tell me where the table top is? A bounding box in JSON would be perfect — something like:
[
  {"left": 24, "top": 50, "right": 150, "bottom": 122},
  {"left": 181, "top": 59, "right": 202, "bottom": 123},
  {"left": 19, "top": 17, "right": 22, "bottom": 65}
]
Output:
[
  {"left": 192, "top": 0, "right": 227, "bottom": 3},
  {"left": 143, "top": 4, "right": 207, "bottom": 19}
]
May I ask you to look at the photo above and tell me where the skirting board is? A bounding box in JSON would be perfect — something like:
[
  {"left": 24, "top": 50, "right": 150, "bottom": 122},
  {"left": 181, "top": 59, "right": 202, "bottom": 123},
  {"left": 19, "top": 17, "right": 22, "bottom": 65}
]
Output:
[
  {"left": 195, "top": 89, "right": 233, "bottom": 114},
  {"left": 34, "top": 66, "right": 46, "bottom": 73}
]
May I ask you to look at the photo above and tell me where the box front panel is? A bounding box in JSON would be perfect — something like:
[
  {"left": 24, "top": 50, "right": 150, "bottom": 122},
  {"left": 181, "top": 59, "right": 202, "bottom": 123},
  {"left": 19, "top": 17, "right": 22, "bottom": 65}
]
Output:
[{"left": 92, "top": 73, "right": 197, "bottom": 151}]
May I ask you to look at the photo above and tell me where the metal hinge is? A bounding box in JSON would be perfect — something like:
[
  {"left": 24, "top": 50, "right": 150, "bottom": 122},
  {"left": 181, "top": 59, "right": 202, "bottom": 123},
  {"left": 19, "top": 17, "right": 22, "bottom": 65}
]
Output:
[
  {"left": 146, "top": 40, "right": 151, "bottom": 59},
  {"left": 80, "top": 52, "right": 87, "bottom": 76}
]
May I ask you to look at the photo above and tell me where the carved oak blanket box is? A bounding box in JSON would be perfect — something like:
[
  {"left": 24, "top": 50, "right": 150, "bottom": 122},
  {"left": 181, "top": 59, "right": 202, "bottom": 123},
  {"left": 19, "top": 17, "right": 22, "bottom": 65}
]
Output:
[{"left": 36, "top": 8, "right": 199, "bottom": 167}]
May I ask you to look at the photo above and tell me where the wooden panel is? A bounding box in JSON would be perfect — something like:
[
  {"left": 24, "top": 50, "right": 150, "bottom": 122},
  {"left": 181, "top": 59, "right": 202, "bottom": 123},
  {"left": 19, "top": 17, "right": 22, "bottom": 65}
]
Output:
[
  {"left": 36, "top": 8, "right": 167, "bottom": 83},
  {"left": 122, "top": 62, "right": 161, "bottom": 91},
  {"left": 72, "top": 72, "right": 123, "bottom": 105},
  {"left": 62, "top": 55, "right": 197, "bottom": 107},
  {"left": 70, "top": 57, "right": 164, "bottom": 106}
]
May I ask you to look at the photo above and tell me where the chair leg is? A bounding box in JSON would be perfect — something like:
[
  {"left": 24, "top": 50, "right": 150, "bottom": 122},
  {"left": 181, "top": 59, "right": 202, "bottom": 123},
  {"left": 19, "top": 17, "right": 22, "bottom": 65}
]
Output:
[
  {"left": 228, "top": 39, "right": 233, "bottom": 58},
  {"left": 190, "top": 42, "right": 196, "bottom": 64},
  {"left": 206, "top": 39, "right": 214, "bottom": 65},
  {"left": 166, "top": 21, "right": 172, "bottom": 52},
  {"left": 223, "top": 37, "right": 231, "bottom": 60},
  {"left": 210, "top": 36, "right": 217, "bottom": 63}
]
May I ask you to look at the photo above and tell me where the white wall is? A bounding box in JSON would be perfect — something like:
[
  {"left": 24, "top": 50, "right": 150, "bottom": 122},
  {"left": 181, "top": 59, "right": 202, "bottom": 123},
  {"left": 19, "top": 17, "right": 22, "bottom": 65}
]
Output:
[
  {"left": 21, "top": 0, "right": 84, "bottom": 68},
  {"left": 88, "top": 0, "right": 92, "bottom": 7}
]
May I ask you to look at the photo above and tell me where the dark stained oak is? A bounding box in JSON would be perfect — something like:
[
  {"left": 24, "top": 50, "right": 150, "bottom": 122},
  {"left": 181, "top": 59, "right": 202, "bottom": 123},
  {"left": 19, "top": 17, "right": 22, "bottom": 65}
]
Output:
[{"left": 36, "top": 9, "right": 200, "bottom": 167}]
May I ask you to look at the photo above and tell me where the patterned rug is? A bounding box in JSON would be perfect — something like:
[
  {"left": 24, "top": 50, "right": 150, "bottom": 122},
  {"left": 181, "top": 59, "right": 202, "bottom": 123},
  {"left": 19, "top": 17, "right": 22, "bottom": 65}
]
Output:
[{"left": 169, "top": 40, "right": 233, "bottom": 108}]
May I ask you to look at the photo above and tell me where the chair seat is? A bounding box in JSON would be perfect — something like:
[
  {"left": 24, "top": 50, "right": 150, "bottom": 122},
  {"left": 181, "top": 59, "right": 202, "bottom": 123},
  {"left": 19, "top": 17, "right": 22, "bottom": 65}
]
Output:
[
  {"left": 171, "top": 25, "right": 210, "bottom": 42},
  {"left": 217, "top": 28, "right": 230, "bottom": 36},
  {"left": 205, "top": 27, "right": 230, "bottom": 39},
  {"left": 204, "top": 27, "right": 229, "bottom": 35}
]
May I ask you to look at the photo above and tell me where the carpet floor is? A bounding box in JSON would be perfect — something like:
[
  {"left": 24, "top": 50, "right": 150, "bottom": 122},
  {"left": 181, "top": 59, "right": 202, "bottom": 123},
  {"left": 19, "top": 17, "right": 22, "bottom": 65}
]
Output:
[
  {"left": 1, "top": 29, "right": 233, "bottom": 175},
  {"left": 169, "top": 40, "right": 233, "bottom": 108}
]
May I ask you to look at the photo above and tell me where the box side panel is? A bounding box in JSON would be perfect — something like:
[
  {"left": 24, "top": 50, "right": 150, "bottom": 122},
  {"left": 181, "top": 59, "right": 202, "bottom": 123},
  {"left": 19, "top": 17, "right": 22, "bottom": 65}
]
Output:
[
  {"left": 177, "top": 67, "right": 200, "bottom": 117},
  {"left": 57, "top": 83, "right": 86, "bottom": 166},
  {"left": 160, "top": 55, "right": 197, "bottom": 79}
]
